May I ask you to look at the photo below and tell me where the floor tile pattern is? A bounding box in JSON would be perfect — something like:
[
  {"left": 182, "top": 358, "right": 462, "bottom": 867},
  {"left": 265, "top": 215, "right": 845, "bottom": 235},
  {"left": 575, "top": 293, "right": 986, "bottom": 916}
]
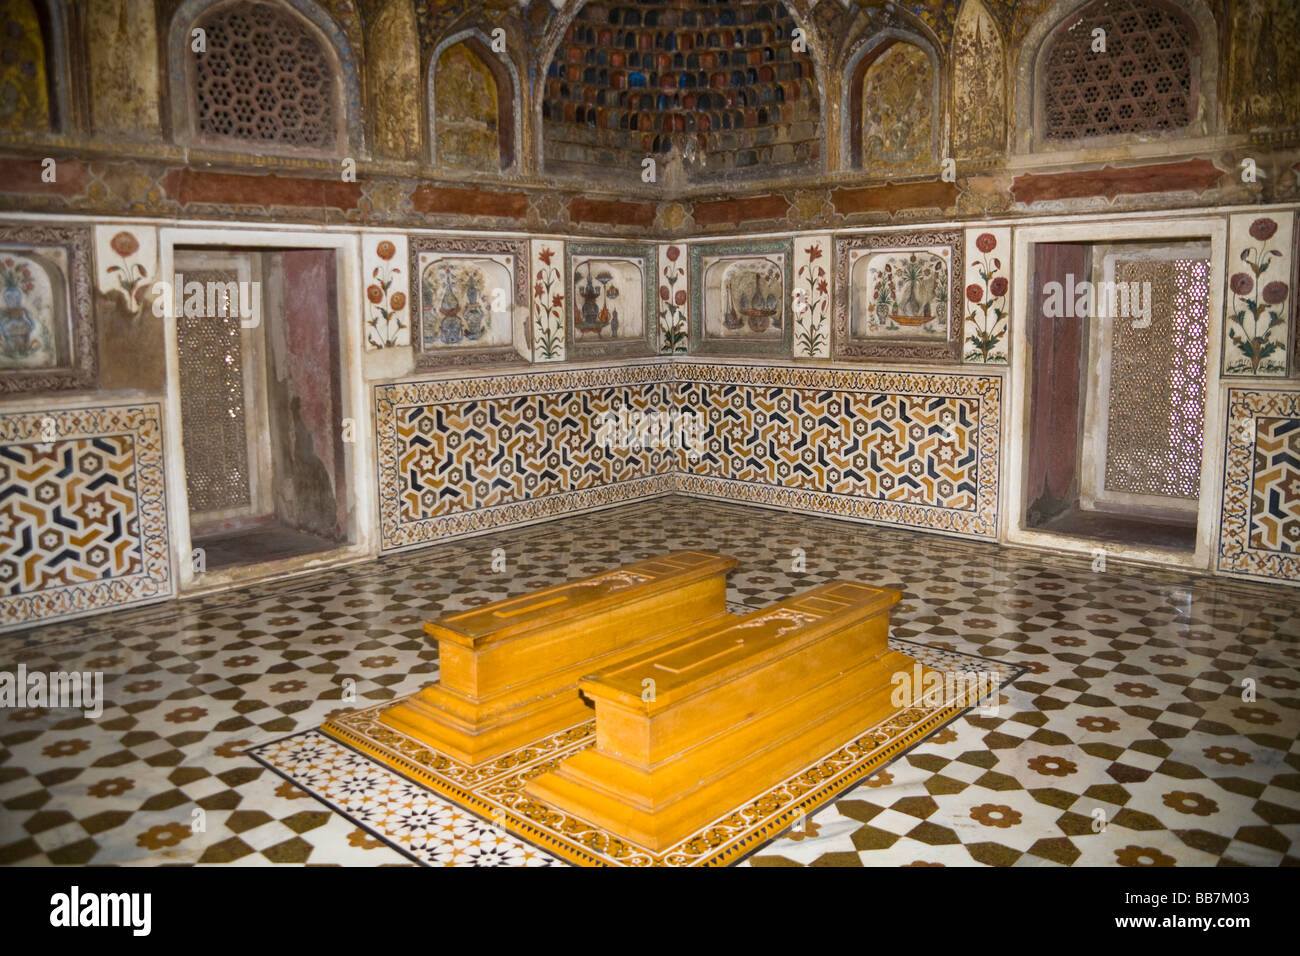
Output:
[{"left": 2, "top": 497, "right": 1297, "bottom": 866}]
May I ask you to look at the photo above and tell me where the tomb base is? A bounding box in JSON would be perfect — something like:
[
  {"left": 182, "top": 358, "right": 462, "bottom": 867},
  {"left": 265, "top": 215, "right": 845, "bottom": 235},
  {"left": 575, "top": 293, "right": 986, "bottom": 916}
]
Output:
[{"left": 525, "top": 581, "right": 943, "bottom": 850}]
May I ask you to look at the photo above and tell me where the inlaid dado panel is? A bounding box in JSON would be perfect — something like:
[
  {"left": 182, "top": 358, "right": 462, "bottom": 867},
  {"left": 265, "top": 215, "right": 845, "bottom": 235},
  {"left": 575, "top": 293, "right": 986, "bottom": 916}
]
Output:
[
  {"left": 0, "top": 402, "right": 172, "bottom": 630},
  {"left": 675, "top": 363, "right": 1002, "bottom": 539},
  {"left": 375, "top": 364, "right": 677, "bottom": 550},
  {"left": 1219, "top": 387, "right": 1300, "bottom": 585}
]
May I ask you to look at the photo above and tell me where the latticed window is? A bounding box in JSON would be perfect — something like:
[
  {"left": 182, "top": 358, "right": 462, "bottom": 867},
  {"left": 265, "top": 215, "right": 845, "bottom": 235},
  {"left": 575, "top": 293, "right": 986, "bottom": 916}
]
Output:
[
  {"left": 188, "top": 0, "right": 341, "bottom": 152},
  {"left": 1040, "top": 0, "right": 1196, "bottom": 141}
]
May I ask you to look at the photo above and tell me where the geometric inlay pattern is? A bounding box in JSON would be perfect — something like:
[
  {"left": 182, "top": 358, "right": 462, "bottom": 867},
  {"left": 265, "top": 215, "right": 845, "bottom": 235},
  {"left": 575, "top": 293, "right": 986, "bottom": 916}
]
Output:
[
  {"left": 676, "top": 363, "right": 1001, "bottom": 538},
  {"left": 376, "top": 363, "right": 1003, "bottom": 551},
  {"left": 2, "top": 496, "right": 1297, "bottom": 866},
  {"left": 1249, "top": 417, "right": 1300, "bottom": 553},
  {"left": 1219, "top": 387, "right": 1300, "bottom": 585},
  {"left": 0, "top": 403, "right": 171, "bottom": 629},
  {"left": 376, "top": 364, "right": 678, "bottom": 551}
]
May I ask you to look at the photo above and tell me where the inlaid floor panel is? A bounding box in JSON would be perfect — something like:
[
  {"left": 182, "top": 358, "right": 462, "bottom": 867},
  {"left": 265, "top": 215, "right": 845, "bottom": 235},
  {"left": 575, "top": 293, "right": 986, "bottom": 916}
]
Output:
[{"left": 1, "top": 496, "right": 1297, "bottom": 866}]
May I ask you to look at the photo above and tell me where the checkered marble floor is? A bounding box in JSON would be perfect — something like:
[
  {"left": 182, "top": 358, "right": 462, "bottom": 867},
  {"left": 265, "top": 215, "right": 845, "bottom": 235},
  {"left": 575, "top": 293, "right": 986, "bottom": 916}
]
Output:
[{"left": 2, "top": 496, "right": 1298, "bottom": 866}]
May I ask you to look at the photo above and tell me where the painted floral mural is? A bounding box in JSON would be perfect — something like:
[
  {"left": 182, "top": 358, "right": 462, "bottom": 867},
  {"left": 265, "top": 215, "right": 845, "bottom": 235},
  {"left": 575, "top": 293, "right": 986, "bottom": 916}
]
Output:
[
  {"left": 533, "top": 245, "right": 564, "bottom": 361},
  {"left": 366, "top": 239, "right": 407, "bottom": 349},
  {"left": 963, "top": 230, "right": 1009, "bottom": 364},
  {"left": 659, "top": 245, "right": 688, "bottom": 354},
  {"left": 951, "top": 0, "right": 1006, "bottom": 160},
  {"left": 435, "top": 41, "right": 501, "bottom": 172},
  {"left": 861, "top": 42, "right": 933, "bottom": 174},
  {"left": 103, "top": 231, "right": 150, "bottom": 317},
  {"left": 794, "top": 241, "right": 829, "bottom": 358},
  {"left": 1225, "top": 215, "right": 1292, "bottom": 376}
]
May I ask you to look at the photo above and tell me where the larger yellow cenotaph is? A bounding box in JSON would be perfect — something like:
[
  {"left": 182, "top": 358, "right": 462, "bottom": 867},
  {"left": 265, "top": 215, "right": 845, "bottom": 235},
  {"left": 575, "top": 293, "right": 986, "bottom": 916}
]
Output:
[{"left": 332, "top": 551, "right": 941, "bottom": 855}]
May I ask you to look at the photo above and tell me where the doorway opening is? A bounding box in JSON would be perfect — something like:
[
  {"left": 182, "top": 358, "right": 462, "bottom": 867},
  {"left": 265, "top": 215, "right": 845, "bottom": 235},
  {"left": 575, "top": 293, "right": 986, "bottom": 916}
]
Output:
[
  {"left": 1023, "top": 238, "right": 1212, "bottom": 554},
  {"left": 174, "top": 246, "right": 351, "bottom": 575}
]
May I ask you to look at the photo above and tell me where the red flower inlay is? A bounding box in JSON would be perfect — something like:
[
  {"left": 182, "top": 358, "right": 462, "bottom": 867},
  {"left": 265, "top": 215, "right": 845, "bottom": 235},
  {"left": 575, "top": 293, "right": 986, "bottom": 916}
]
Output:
[
  {"left": 109, "top": 231, "right": 139, "bottom": 258},
  {"left": 1248, "top": 218, "right": 1278, "bottom": 241}
]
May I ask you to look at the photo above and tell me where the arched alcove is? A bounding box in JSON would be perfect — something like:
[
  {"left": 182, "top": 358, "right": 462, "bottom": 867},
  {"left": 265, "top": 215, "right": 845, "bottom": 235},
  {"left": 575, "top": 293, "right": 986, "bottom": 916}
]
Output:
[
  {"left": 168, "top": 0, "right": 362, "bottom": 156},
  {"left": 429, "top": 30, "right": 519, "bottom": 173}
]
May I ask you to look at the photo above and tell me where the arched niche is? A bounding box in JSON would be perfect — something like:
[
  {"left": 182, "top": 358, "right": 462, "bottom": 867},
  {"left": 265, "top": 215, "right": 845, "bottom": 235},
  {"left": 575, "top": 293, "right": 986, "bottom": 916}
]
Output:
[
  {"left": 428, "top": 29, "right": 519, "bottom": 173},
  {"left": 0, "top": 0, "right": 72, "bottom": 134},
  {"left": 842, "top": 29, "right": 942, "bottom": 175},
  {"left": 1014, "top": 0, "right": 1218, "bottom": 153},
  {"left": 951, "top": 0, "right": 1006, "bottom": 160},
  {"left": 167, "top": 0, "right": 363, "bottom": 156},
  {"left": 365, "top": 0, "right": 420, "bottom": 160}
]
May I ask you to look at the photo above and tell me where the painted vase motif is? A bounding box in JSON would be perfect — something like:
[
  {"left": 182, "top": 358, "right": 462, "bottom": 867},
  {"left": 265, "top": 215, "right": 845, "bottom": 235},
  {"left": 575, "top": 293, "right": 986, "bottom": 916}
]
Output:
[
  {"left": 438, "top": 266, "right": 462, "bottom": 344},
  {"left": 728, "top": 270, "right": 778, "bottom": 332},
  {"left": 462, "top": 275, "right": 485, "bottom": 341},
  {"left": 577, "top": 264, "right": 603, "bottom": 336},
  {"left": 1, "top": 285, "right": 36, "bottom": 355}
]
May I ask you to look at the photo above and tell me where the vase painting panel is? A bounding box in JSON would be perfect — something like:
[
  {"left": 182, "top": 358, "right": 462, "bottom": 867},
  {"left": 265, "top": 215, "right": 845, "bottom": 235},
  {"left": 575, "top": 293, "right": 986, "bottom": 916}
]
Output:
[
  {"left": 703, "top": 255, "right": 785, "bottom": 338},
  {"left": 0, "top": 246, "right": 69, "bottom": 371},
  {"left": 570, "top": 257, "right": 645, "bottom": 343},
  {"left": 850, "top": 247, "right": 952, "bottom": 341},
  {"left": 418, "top": 254, "right": 513, "bottom": 351},
  {"left": 689, "top": 242, "right": 793, "bottom": 357}
]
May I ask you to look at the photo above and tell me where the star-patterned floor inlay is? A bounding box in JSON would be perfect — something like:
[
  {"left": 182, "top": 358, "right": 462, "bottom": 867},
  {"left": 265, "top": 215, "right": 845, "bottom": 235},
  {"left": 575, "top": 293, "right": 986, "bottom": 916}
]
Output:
[{"left": 2, "top": 497, "right": 1297, "bottom": 866}]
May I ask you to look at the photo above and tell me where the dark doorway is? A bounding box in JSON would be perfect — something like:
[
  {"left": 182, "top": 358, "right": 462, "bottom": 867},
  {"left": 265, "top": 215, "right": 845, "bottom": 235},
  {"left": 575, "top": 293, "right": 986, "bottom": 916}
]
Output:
[
  {"left": 175, "top": 247, "right": 350, "bottom": 574},
  {"left": 1024, "top": 239, "right": 1211, "bottom": 553}
]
